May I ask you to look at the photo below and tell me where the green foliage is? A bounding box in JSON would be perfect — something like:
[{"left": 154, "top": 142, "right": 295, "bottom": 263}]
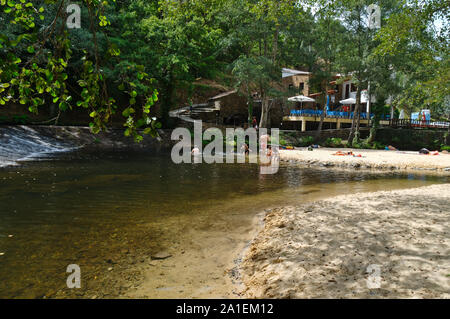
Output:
[
  {"left": 279, "top": 137, "right": 287, "bottom": 146},
  {"left": 324, "top": 137, "right": 343, "bottom": 148},
  {"left": 373, "top": 0, "right": 449, "bottom": 119},
  {"left": 0, "top": 0, "right": 448, "bottom": 142},
  {"left": 299, "top": 135, "right": 315, "bottom": 147},
  {"left": 352, "top": 140, "right": 385, "bottom": 150},
  {"left": 221, "top": 0, "right": 299, "bottom": 127},
  {"left": 371, "top": 141, "right": 386, "bottom": 150},
  {"left": 0, "top": 0, "right": 159, "bottom": 142}
]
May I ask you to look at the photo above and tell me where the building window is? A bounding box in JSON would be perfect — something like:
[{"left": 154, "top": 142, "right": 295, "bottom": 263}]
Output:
[
  {"left": 289, "top": 84, "right": 294, "bottom": 90},
  {"left": 299, "top": 82, "right": 304, "bottom": 92}
]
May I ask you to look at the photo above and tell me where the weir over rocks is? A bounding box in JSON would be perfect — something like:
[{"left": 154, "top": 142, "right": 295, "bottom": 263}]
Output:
[
  {"left": 0, "top": 125, "right": 176, "bottom": 167},
  {"left": 0, "top": 126, "right": 75, "bottom": 167}
]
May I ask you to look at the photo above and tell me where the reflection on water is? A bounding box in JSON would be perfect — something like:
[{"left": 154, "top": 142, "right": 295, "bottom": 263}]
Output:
[{"left": 0, "top": 152, "right": 448, "bottom": 298}]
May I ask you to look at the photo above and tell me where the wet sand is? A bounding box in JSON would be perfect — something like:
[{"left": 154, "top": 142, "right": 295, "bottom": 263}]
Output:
[
  {"left": 124, "top": 178, "right": 446, "bottom": 299},
  {"left": 241, "top": 184, "right": 450, "bottom": 298},
  {"left": 124, "top": 211, "right": 263, "bottom": 298},
  {"left": 280, "top": 148, "right": 450, "bottom": 172}
]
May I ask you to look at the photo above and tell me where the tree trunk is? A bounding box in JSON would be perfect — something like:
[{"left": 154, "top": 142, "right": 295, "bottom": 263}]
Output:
[
  {"left": 247, "top": 101, "right": 253, "bottom": 125},
  {"left": 366, "top": 115, "right": 379, "bottom": 144},
  {"left": 316, "top": 84, "right": 329, "bottom": 140},
  {"left": 259, "top": 92, "right": 270, "bottom": 128},
  {"left": 447, "top": 116, "right": 450, "bottom": 145},
  {"left": 354, "top": 87, "right": 362, "bottom": 144},
  {"left": 355, "top": 92, "right": 362, "bottom": 134},
  {"left": 348, "top": 86, "right": 362, "bottom": 145},
  {"left": 272, "top": 24, "right": 279, "bottom": 65},
  {"left": 246, "top": 85, "right": 253, "bottom": 124}
]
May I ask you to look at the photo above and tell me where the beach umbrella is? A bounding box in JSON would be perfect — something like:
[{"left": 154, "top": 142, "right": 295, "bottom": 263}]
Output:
[
  {"left": 339, "top": 97, "right": 356, "bottom": 105},
  {"left": 288, "top": 95, "right": 315, "bottom": 103},
  {"left": 288, "top": 95, "right": 315, "bottom": 110}
]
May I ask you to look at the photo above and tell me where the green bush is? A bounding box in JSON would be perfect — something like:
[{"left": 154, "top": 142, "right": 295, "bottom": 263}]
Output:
[
  {"left": 299, "top": 136, "right": 314, "bottom": 147},
  {"left": 351, "top": 142, "right": 364, "bottom": 149},
  {"left": 323, "top": 138, "right": 332, "bottom": 146},
  {"left": 352, "top": 140, "right": 385, "bottom": 150},
  {"left": 372, "top": 141, "right": 386, "bottom": 150},
  {"left": 324, "top": 137, "right": 343, "bottom": 148},
  {"left": 441, "top": 145, "right": 450, "bottom": 152}
]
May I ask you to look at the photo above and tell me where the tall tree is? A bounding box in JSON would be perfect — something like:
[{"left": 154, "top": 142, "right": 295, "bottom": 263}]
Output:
[
  {"left": 334, "top": 0, "right": 376, "bottom": 145},
  {"left": 374, "top": 0, "right": 449, "bottom": 141},
  {"left": 306, "top": 1, "right": 346, "bottom": 138},
  {"left": 137, "top": 0, "right": 223, "bottom": 126},
  {"left": 221, "top": 0, "right": 296, "bottom": 128},
  {"left": 0, "top": 0, "right": 159, "bottom": 140}
]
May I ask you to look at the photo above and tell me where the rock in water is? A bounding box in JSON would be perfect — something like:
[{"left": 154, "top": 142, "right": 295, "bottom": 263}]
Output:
[{"left": 151, "top": 251, "right": 172, "bottom": 260}]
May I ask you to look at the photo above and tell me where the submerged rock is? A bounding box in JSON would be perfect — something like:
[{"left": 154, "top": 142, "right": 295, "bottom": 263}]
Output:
[{"left": 151, "top": 251, "right": 172, "bottom": 260}]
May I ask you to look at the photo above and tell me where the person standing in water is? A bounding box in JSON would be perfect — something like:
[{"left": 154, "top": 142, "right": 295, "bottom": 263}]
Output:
[
  {"left": 191, "top": 145, "right": 201, "bottom": 156},
  {"left": 259, "top": 134, "right": 269, "bottom": 152},
  {"left": 240, "top": 143, "right": 250, "bottom": 155}
]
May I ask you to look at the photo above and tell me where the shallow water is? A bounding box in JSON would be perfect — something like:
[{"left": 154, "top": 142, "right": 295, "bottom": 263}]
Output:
[{"left": 0, "top": 152, "right": 448, "bottom": 298}]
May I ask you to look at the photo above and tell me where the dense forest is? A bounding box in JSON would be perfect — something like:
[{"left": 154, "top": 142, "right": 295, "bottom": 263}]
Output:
[{"left": 0, "top": 0, "right": 448, "bottom": 144}]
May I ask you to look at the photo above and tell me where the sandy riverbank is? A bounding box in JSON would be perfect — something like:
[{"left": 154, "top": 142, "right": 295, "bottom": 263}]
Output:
[
  {"left": 280, "top": 148, "right": 450, "bottom": 172},
  {"left": 241, "top": 184, "right": 450, "bottom": 298}
]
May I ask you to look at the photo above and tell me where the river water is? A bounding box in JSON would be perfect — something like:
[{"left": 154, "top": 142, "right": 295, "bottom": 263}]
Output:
[{"left": 0, "top": 152, "right": 448, "bottom": 298}]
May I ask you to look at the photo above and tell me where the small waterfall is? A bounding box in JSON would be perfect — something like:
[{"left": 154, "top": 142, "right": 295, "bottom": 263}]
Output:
[{"left": 0, "top": 126, "right": 76, "bottom": 167}]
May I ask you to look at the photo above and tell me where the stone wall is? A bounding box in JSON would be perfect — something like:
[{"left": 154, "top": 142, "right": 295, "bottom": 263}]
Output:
[
  {"left": 375, "top": 128, "right": 448, "bottom": 151},
  {"left": 280, "top": 128, "right": 370, "bottom": 145},
  {"left": 206, "top": 92, "right": 288, "bottom": 128},
  {"left": 209, "top": 92, "right": 248, "bottom": 124},
  {"left": 281, "top": 74, "right": 310, "bottom": 96},
  {"left": 279, "top": 127, "right": 449, "bottom": 150}
]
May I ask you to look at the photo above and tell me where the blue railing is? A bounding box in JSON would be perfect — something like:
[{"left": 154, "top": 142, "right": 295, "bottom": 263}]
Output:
[
  {"left": 287, "top": 110, "right": 449, "bottom": 129},
  {"left": 289, "top": 109, "right": 324, "bottom": 116},
  {"left": 289, "top": 109, "right": 378, "bottom": 119}
]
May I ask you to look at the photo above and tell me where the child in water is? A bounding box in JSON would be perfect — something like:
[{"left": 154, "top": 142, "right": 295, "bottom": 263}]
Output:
[{"left": 240, "top": 143, "right": 250, "bottom": 155}]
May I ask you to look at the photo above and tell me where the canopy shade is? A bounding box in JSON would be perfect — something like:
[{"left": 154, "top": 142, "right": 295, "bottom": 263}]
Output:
[
  {"left": 288, "top": 95, "right": 315, "bottom": 103},
  {"left": 339, "top": 98, "right": 356, "bottom": 105}
]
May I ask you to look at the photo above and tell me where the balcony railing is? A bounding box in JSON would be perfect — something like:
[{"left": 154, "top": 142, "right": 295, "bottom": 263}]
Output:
[
  {"left": 389, "top": 119, "right": 449, "bottom": 129},
  {"left": 287, "top": 109, "right": 449, "bottom": 129},
  {"left": 289, "top": 109, "right": 375, "bottom": 120}
]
